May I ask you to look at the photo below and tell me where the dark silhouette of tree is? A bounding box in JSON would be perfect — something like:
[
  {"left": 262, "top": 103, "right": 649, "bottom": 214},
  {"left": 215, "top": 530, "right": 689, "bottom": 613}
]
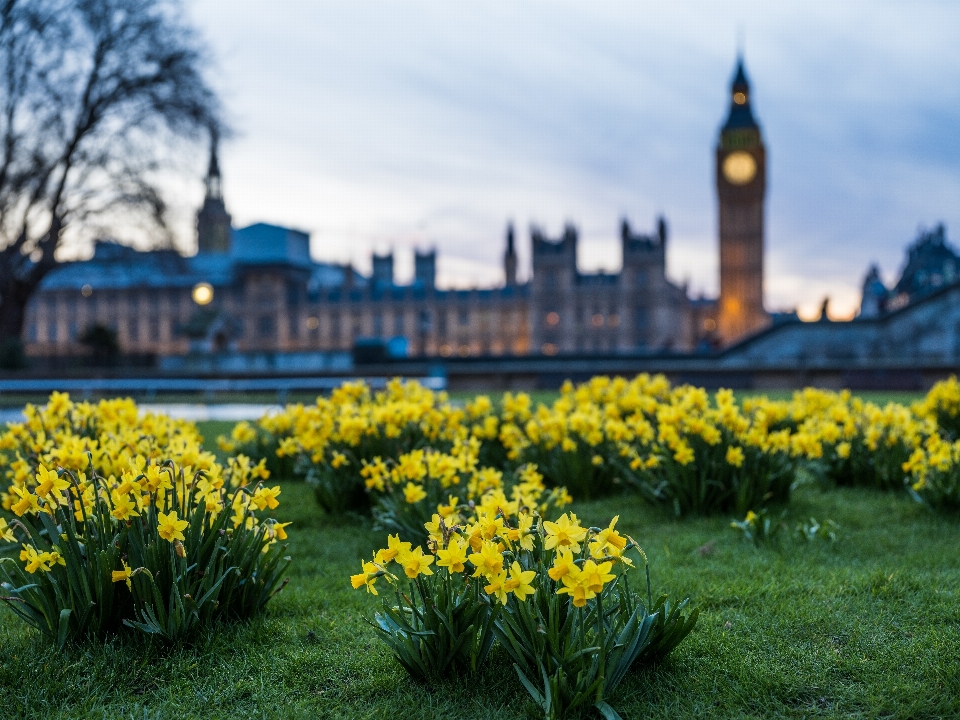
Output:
[
  {"left": 79, "top": 322, "right": 118, "bottom": 365},
  {"left": 0, "top": 0, "right": 222, "bottom": 346}
]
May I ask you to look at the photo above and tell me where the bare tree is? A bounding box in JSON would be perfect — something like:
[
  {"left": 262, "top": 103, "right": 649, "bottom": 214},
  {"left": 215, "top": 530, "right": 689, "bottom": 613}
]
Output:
[{"left": 0, "top": 0, "right": 222, "bottom": 345}]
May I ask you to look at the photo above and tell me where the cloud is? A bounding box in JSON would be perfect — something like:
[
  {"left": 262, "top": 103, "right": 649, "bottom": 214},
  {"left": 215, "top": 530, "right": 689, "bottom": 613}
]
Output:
[{"left": 182, "top": 0, "right": 960, "bottom": 318}]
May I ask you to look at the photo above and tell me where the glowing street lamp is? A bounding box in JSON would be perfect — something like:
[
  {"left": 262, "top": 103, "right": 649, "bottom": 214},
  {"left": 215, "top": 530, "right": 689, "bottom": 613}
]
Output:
[{"left": 192, "top": 282, "right": 214, "bottom": 305}]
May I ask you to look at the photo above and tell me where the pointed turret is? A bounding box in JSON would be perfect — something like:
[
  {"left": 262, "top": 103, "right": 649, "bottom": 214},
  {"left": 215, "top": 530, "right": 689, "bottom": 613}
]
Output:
[
  {"left": 723, "top": 58, "right": 759, "bottom": 132},
  {"left": 205, "top": 141, "right": 222, "bottom": 200},
  {"left": 504, "top": 222, "right": 517, "bottom": 286},
  {"left": 196, "top": 131, "right": 232, "bottom": 255}
]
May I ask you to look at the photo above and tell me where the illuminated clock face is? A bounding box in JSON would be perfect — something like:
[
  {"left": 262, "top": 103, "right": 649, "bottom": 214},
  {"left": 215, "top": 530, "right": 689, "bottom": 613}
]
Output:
[{"left": 722, "top": 151, "right": 757, "bottom": 185}]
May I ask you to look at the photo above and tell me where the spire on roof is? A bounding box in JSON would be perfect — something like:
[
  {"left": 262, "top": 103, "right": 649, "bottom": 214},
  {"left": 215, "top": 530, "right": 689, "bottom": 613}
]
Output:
[
  {"left": 205, "top": 129, "right": 222, "bottom": 201},
  {"left": 197, "top": 126, "right": 231, "bottom": 254},
  {"left": 731, "top": 57, "right": 749, "bottom": 90},
  {"left": 722, "top": 56, "right": 759, "bottom": 132}
]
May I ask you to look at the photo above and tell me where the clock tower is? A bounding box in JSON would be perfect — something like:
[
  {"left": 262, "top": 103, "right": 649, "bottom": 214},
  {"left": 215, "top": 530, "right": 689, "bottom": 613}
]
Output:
[{"left": 716, "top": 58, "right": 769, "bottom": 344}]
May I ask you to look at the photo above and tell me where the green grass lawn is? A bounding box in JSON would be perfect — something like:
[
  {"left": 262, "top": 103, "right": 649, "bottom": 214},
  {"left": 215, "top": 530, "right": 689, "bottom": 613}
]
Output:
[{"left": 1, "top": 478, "right": 958, "bottom": 719}]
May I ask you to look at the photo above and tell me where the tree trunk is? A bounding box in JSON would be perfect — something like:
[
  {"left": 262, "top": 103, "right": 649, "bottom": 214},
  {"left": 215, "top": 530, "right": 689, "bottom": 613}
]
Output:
[
  {"left": 0, "top": 225, "right": 60, "bottom": 345},
  {"left": 0, "top": 275, "right": 33, "bottom": 344}
]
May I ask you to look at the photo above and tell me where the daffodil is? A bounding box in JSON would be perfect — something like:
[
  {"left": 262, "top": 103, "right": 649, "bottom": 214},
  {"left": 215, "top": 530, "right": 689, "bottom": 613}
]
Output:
[
  {"left": 468, "top": 540, "right": 504, "bottom": 578},
  {"left": 579, "top": 559, "right": 615, "bottom": 595},
  {"left": 34, "top": 465, "right": 69, "bottom": 499},
  {"left": 725, "top": 446, "right": 745, "bottom": 468},
  {"left": 375, "top": 534, "right": 411, "bottom": 564},
  {"left": 397, "top": 546, "right": 434, "bottom": 578},
  {"left": 157, "top": 510, "right": 189, "bottom": 543},
  {"left": 251, "top": 485, "right": 281, "bottom": 511},
  {"left": 112, "top": 561, "right": 133, "bottom": 590},
  {"left": 110, "top": 490, "right": 139, "bottom": 520},
  {"left": 543, "top": 513, "right": 587, "bottom": 553},
  {"left": 436, "top": 535, "right": 469, "bottom": 573},
  {"left": 484, "top": 569, "right": 509, "bottom": 604},
  {"left": 403, "top": 482, "right": 427, "bottom": 504},
  {"left": 589, "top": 516, "right": 631, "bottom": 565},
  {"left": 503, "top": 561, "right": 536, "bottom": 601},
  {"left": 556, "top": 566, "right": 593, "bottom": 607},
  {"left": 271, "top": 521, "right": 292, "bottom": 540},
  {"left": 350, "top": 560, "right": 382, "bottom": 595},
  {"left": 10, "top": 486, "right": 39, "bottom": 516},
  {"left": 506, "top": 512, "right": 535, "bottom": 552},
  {"left": 548, "top": 548, "right": 577, "bottom": 581}
]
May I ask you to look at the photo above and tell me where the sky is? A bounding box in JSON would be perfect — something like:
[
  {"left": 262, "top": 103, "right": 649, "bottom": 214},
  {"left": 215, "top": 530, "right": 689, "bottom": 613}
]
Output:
[{"left": 168, "top": 1, "right": 960, "bottom": 320}]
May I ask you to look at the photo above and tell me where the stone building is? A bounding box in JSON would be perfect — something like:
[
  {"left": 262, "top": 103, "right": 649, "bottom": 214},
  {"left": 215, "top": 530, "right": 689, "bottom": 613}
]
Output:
[
  {"left": 24, "top": 61, "right": 783, "bottom": 362},
  {"left": 529, "top": 218, "right": 695, "bottom": 355},
  {"left": 859, "top": 224, "right": 959, "bottom": 318}
]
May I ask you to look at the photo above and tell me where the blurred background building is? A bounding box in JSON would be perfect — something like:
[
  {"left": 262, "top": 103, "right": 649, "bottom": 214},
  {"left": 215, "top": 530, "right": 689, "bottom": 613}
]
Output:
[{"left": 21, "top": 57, "right": 953, "bottom": 371}]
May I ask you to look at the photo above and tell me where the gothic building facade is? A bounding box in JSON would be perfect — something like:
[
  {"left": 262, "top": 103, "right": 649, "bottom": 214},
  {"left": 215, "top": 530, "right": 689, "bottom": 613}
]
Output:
[
  {"left": 860, "top": 224, "right": 958, "bottom": 319},
  {"left": 23, "top": 59, "right": 774, "bottom": 361}
]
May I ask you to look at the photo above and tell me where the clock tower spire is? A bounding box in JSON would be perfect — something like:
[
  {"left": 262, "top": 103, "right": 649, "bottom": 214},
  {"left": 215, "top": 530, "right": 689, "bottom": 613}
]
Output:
[
  {"left": 716, "top": 57, "right": 769, "bottom": 344},
  {"left": 196, "top": 131, "right": 232, "bottom": 255}
]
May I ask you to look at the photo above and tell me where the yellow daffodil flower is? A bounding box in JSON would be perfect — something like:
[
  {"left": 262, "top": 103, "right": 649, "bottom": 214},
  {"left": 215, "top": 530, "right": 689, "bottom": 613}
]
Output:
[
  {"left": 543, "top": 513, "right": 587, "bottom": 553},
  {"left": 436, "top": 535, "right": 469, "bottom": 573},
  {"left": 503, "top": 561, "right": 536, "bottom": 601},
  {"left": 157, "top": 510, "right": 189, "bottom": 543}
]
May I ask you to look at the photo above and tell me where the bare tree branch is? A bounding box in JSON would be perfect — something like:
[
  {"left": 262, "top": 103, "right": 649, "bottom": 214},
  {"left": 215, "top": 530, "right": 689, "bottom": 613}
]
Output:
[{"left": 0, "top": 0, "right": 222, "bottom": 342}]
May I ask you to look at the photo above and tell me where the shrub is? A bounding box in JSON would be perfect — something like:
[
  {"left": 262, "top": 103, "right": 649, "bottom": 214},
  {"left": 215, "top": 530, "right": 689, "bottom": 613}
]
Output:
[
  {"left": 0, "top": 456, "right": 290, "bottom": 647},
  {"left": 505, "top": 376, "right": 671, "bottom": 500},
  {"left": 273, "top": 380, "right": 465, "bottom": 513},
  {"left": 622, "top": 388, "right": 795, "bottom": 516},
  {"left": 352, "top": 504, "right": 697, "bottom": 720},
  {"left": 362, "top": 442, "right": 570, "bottom": 545},
  {"left": 217, "top": 415, "right": 298, "bottom": 480},
  {"left": 904, "top": 433, "right": 960, "bottom": 510},
  {"left": 914, "top": 376, "right": 960, "bottom": 440},
  {"left": 792, "top": 393, "right": 932, "bottom": 491}
]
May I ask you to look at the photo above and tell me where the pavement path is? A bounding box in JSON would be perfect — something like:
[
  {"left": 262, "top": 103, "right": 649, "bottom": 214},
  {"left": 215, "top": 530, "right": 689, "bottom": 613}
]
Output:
[{"left": 0, "top": 403, "right": 280, "bottom": 425}]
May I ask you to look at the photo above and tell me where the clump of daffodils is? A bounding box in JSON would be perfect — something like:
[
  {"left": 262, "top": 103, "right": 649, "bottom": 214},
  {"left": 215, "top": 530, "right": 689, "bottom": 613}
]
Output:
[
  {"left": 903, "top": 432, "right": 960, "bottom": 509},
  {"left": 0, "top": 392, "right": 218, "bottom": 510},
  {"left": 787, "top": 388, "right": 935, "bottom": 491},
  {"left": 914, "top": 375, "right": 960, "bottom": 440},
  {"left": 366, "top": 442, "right": 571, "bottom": 543},
  {"left": 617, "top": 387, "right": 795, "bottom": 516},
  {"left": 0, "top": 450, "right": 290, "bottom": 646},
  {"left": 258, "top": 379, "right": 472, "bottom": 512},
  {"left": 351, "top": 504, "right": 697, "bottom": 718}
]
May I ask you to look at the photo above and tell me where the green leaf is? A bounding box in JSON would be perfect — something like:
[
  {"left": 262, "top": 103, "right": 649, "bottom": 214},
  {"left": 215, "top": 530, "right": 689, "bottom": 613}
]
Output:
[
  {"left": 595, "top": 700, "right": 625, "bottom": 720},
  {"left": 56, "top": 607, "right": 72, "bottom": 649}
]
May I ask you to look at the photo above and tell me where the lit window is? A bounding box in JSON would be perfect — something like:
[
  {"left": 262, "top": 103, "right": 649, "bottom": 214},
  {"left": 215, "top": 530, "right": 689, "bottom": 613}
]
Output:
[
  {"left": 439, "top": 344, "right": 453, "bottom": 357},
  {"left": 306, "top": 316, "right": 319, "bottom": 330},
  {"left": 591, "top": 313, "right": 604, "bottom": 327},
  {"left": 546, "top": 312, "right": 560, "bottom": 326},
  {"left": 608, "top": 314, "right": 620, "bottom": 327},
  {"left": 541, "top": 343, "right": 558, "bottom": 356},
  {"left": 457, "top": 344, "right": 470, "bottom": 357}
]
